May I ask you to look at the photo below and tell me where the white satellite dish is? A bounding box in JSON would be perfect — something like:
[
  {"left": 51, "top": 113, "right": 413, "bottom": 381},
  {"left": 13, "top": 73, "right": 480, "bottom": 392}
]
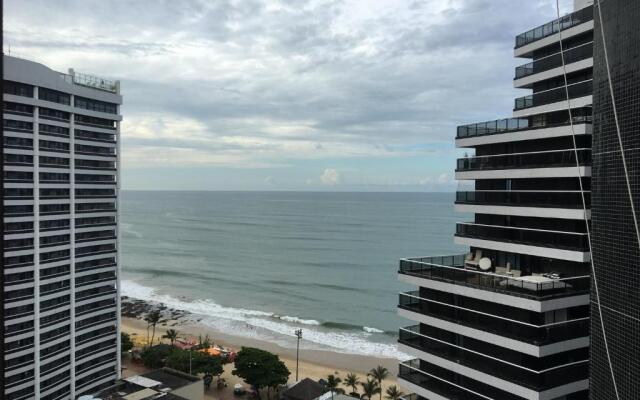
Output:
[{"left": 479, "top": 257, "right": 492, "bottom": 271}]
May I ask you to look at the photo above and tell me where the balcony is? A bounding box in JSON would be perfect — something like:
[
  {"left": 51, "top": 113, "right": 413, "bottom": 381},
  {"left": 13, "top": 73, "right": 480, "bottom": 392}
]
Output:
[
  {"left": 515, "top": 7, "right": 593, "bottom": 49},
  {"left": 456, "top": 190, "right": 590, "bottom": 209},
  {"left": 399, "top": 255, "right": 589, "bottom": 300},
  {"left": 456, "top": 222, "right": 589, "bottom": 252},
  {"left": 515, "top": 42, "right": 593, "bottom": 80},
  {"left": 514, "top": 80, "right": 592, "bottom": 111},
  {"left": 399, "top": 291, "right": 589, "bottom": 345},
  {"left": 399, "top": 359, "right": 523, "bottom": 400},
  {"left": 399, "top": 325, "right": 588, "bottom": 391},
  {"left": 456, "top": 149, "right": 590, "bottom": 172}
]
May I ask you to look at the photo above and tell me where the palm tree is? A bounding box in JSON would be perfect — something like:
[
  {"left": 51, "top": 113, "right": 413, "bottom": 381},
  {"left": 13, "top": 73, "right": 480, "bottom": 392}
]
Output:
[
  {"left": 144, "top": 310, "right": 162, "bottom": 348},
  {"left": 163, "top": 329, "right": 179, "bottom": 346},
  {"left": 360, "top": 378, "right": 381, "bottom": 400},
  {"left": 326, "top": 374, "right": 342, "bottom": 400},
  {"left": 344, "top": 373, "right": 360, "bottom": 397},
  {"left": 368, "top": 366, "right": 389, "bottom": 400},
  {"left": 384, "top": 386, "right": 404, "bottom": 400}
]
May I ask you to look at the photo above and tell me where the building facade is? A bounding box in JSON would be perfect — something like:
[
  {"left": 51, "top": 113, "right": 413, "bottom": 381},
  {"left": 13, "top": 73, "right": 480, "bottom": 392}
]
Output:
[
  {"left": 397, "top": 3, "right": 594, "bottom": 400},
  {"left": 590, "top": 0, "right": 640, "bottom": 398},
  {"left": 3, "top": 56, "right": 122, "bottom": 399}
]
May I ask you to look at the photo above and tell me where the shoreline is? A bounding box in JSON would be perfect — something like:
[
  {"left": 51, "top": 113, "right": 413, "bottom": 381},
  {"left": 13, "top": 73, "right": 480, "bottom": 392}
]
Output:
[
  {"left": 122, "top": 317, "right": 398, "bottom": 377},
  {"left": 120, "top": 296, "right": 399, "bottom": 388}
]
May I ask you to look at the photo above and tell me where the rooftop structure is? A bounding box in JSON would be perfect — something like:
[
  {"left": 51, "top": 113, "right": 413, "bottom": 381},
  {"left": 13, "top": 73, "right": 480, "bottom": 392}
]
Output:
[{"left": 93, "top": 368, "right": 202, "bottom": 400}]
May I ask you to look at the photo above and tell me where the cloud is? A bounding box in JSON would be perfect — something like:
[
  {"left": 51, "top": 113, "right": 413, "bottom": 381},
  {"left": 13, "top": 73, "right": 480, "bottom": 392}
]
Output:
[
  {"left": 320, "top": 168, "right": 340, "bottom": 185},
  {"left": 3, "top": 0, "right": 571, "bottom": 189}
]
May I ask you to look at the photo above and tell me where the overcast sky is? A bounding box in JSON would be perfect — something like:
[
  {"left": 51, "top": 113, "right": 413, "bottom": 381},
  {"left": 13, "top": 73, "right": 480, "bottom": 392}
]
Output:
[{"left": 4, "top": 0, "right": 573, "bottom": 191}]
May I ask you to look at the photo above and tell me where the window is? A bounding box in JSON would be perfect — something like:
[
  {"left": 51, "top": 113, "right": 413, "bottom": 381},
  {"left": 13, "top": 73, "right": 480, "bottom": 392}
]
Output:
[
  {"left": 38, "top": 87, "right": 71, "bottom": 105},
  {"left": 40, "top": 107, "right": 70, "bottom": 121},
  {"left": 40, "top": 156, "right": 70, "bottom": 168},
  {"left": 39, "top": 139, "right": 70, "bottom": 152},
  {"left": 75, "top": 144, "right": 116, "bottom": 155},
  {"left": 4, "top": 80, "right": 34, "bottom": 97},
  {"left": 40, "top": 203, "right": 70, "bottom": 213},
  {"left": 39, "top": 172, "right": 70, "bottom": 182},
  {"left": 3, "top": 136, "right": 33, "bottom": 149},
  {"left": 4, "top": 119, "right": 33, "bottom": 132},
  {"left": 75, "top": 114, "right": 116, "bottom": 129},
  {"left": 4, "top": 171, "right": 33, "bottom": 181},
  {"left": 39, "top": 123, "right": 70, "bottom": 137},
  {"left": 4, "top": 101, "right": 34, "bottom": 115},
  {"left": 75, "top": 129, "right": 115, "bottom": 142},
  {"left": 75, "top": 96, "right": 118, "bottom": 114},
  {"left": 4, "top": 154, "right": 33, "bottom": 165}
]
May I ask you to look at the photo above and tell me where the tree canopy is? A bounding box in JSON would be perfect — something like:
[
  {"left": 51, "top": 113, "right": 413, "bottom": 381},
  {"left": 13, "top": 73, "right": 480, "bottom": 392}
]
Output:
[
  {"left": 121, "top": 332, "right": 134, "bottom": 353},
  {"left": 232, "top": 347, "right": 290, "bottom": 395},
  {"left": 140, "top": 343, "right": 173, "bottom": 369},
  {"left": 166, "top": 349, "right": 223, "bottom": 375}
]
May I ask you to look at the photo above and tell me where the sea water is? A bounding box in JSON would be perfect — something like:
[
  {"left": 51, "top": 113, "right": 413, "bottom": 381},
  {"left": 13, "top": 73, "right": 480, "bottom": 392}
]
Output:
[{"left": 120, "top": 191, "right": 466, "bottom": 359}]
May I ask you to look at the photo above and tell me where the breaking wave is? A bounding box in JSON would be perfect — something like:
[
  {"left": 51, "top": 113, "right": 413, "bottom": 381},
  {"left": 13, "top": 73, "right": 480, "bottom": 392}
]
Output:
[{"left": 121, "top": 280, "right": 410, "bottom": 360}]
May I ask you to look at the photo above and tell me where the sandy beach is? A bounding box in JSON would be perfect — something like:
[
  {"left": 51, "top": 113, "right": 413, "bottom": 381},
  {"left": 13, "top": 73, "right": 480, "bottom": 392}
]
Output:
[{"left": 122, "top": 310, "right": 398, "bottom": 400}]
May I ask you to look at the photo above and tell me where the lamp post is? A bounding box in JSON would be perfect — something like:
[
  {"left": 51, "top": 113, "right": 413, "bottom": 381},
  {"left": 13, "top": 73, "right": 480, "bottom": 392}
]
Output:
[
  {"left": 189, "top": 348, "right": 192, "bottom": 375},
  {"left": 295, "top": 329, "right": 303, "bottom": 381}
]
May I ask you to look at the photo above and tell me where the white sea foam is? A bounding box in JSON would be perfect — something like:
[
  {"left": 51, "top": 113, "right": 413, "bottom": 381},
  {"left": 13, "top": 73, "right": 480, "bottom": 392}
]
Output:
[
  {"left": 277, "top": 315, "right": 321, "bottom": 325},
  {"left": 121, "top": 280, "right": 411, "bottom": 360}
]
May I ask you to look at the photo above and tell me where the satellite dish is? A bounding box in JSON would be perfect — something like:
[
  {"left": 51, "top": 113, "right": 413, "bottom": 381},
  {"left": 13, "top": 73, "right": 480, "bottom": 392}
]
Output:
[{"left": 479, "top": 257, "right": 492, "bottom": 271}]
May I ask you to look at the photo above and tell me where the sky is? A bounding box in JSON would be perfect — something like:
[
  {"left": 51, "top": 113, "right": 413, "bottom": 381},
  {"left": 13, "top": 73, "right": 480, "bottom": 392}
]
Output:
[{"left": 4, "top": 0, "right": 574, "bottom": 191}]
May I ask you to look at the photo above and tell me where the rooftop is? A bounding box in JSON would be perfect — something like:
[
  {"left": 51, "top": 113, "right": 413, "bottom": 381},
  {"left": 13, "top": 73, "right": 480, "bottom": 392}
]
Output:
[
  {"left": 282, "top": 378, "right": 329, "bottom": 400},
  {"left": 93, "top": 368, "right": 200, "bottom": 400}
]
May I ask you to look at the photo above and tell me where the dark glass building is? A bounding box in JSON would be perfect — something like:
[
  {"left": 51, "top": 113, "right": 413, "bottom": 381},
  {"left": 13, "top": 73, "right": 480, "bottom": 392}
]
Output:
[
  {"left": 396, "top": 2, "right": 594, "bottom": 399},
  {"left": 590, "top": 0, "right": 640, "bottom": 398}
]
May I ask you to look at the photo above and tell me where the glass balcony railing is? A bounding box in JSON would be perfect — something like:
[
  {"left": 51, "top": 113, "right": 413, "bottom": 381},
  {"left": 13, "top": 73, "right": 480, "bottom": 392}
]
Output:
[
  {"left": 399, "top": 364, "right": 488, "bottom": 400},
  {"left": 515, "top": 42, "right": 593, "bottom": 79},
  {"left": 398, "top": 255, "right": 590, "bottom": 300},
  {"left": 399, "top": 292, "right": 589, "bottom": 345},
  {"left": 456, "top": 148, "right": 590, "bottom": 172},
  {"left": 399, "top": 359, "right": 530, "bottom": 400},
  {"left": 456, "top": 109, "right": 591, "bottom": 139},
  {"left": 456, "top": 190, "right": 590, "bottom": 209},
  {"left": 399, "top": 326, "right": 589, "bottom": 391},
  {"left": 515, "top": 80, "right": 592, "bottom": 110},
  {"left": 456, "top": 222, "right": 590, "bottom": 252},
  {"left": 457, "top": 118, "right": 529, "bottom": 138},
  {"left": 515, "top": 6, "right": 593, "bottom": 49}
]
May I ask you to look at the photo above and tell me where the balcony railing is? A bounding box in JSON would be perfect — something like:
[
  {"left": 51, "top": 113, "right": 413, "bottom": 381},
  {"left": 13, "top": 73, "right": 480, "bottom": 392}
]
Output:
[
  {"left": 515, "top": 42, "right": 593, "bottom": 79},
  {"left": 72, "top": 71, "right": 118, "bottom": 93},
  {"left": 399, "top": 291, "right": 589, "bottom": 345},
  {"left": 456, "top": 148, "right": 590, "bottom": 172},
  {"left": 399, "top": 255, "right": 590, "bottom": 300},
  {"left": 399, "top": 359, "right": 523, "bottom": 400},
  {"left": 399, "top": 325, "right": 588, "bottom": 391},
  {"left": 456, "top": 190, "right": 590, "bottom": 209},
  {"left": 456, "top": 222, "right": 590, "bottom": 252},
  {"left": 515, "top": 80, "right": 592, "bottom": 110},
  {"left": 515, "top": 6, "right": 593, "bottom": 49},
  {"left": 456, "top": 112, "right": 591, "bottom": 139}
]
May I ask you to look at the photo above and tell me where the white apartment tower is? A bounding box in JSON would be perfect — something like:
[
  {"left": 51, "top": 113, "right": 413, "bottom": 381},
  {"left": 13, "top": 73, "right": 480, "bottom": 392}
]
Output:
[{"left": 3, "top": 55, "right": 122, "bottom": 399}]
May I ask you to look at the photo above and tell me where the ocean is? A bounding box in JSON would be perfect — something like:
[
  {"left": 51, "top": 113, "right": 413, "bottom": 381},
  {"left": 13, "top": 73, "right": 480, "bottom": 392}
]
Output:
[{"left": 120, "top": 191, "right": 466, "bottom": 359}]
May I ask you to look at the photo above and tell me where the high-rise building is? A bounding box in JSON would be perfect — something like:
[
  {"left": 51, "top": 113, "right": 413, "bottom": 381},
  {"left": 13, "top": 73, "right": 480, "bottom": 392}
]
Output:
[
  {"left": 396, "top": 3, "right": 594, "bottom": 400},
  {"left": 2, "top": 55, "right": 122, "bottom": 400},
  {"left": 590, "top": 0, "right": 640, "bottom": 398}
]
